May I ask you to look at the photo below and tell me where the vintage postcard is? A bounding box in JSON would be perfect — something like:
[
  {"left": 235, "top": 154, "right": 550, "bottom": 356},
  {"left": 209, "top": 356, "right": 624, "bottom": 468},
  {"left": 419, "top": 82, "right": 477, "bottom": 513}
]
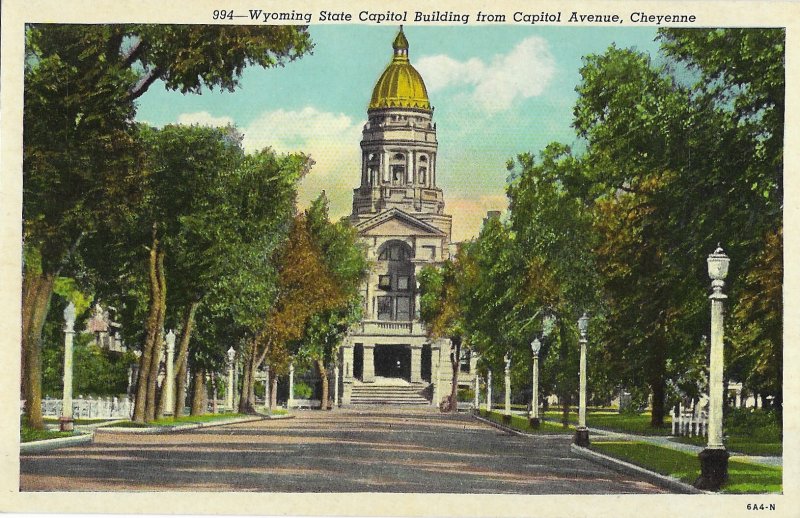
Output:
[{"left": 1, "top": 0, "right": 796, "bottom": 516}]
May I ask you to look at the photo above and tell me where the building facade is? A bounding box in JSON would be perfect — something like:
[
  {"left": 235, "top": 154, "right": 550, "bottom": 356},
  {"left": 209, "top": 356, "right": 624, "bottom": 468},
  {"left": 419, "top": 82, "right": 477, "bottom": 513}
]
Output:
[{"left": 338, "top": 28, "right": 476, "bottom": 407}]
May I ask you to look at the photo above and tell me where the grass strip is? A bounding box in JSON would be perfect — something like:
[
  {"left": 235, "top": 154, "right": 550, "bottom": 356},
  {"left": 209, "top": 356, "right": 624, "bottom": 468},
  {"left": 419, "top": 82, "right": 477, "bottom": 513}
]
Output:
[
  {"left": 542, "top": 410, "right": 672, "bottom": 435},
  {"left": 20, "top": 426, "right": 77, "bottom": 443},
  {"left": 669, "top": 435, "right": 782, "bottom": 456},
  {"left": 479, "top": 409, "right": 573, "bottom": 434},
  {"left": 102, "top": 412, "right": 246, "bottom": 428},
  {"left": 592, "top": 441, "right": 782, "bottom": 494}
]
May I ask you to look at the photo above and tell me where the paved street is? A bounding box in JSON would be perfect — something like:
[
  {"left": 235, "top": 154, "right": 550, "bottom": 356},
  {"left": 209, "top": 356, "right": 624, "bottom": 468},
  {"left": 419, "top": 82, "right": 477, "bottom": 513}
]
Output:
[{"left": 21, "top": 408, "right": 664, "bottom": 493}]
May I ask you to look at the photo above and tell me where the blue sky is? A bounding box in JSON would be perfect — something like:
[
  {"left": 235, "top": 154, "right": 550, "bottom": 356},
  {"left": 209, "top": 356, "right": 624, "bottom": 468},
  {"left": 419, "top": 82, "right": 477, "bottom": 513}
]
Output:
[{"left": 136, "top": 25, "right": 661, "bottom": 241}]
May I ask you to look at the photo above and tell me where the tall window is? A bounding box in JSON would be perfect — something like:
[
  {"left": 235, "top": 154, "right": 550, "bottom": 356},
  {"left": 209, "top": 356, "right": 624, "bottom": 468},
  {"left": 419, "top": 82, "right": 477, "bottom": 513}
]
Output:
[{"left": 376, "top": 241, "right": 415, "bottom": 321}]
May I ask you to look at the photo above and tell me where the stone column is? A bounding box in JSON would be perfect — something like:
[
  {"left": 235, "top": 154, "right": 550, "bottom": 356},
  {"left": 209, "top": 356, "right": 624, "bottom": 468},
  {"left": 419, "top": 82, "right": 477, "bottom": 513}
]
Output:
[
  {"left": 288, "top": 362, "right": 296, "bottom": 407},
  {"left": 164, "top": 330, "right": 176, "bottom": 415},
  {"left": 473, "top": 374, "right": 480, "bottom": 409},
  {"left": 410, "top": 345, "right": 422, "bottom": 382},
  {"left": 264, "top": 367, "right": 271, "bottom": 413},
  {"left": 363, "top": 344, "right": 375, "bottom": 382},
  {"left": 487, "top": 370, "right": 493, "bottom": 412},
  {"left": 431, "top": 344, "right": 441, "bottom": 406},
  {"left": 503, "top": 354, "right": 511, "bottom": 419},
  {"left": 334, "top": 360, "right": 340, "bottom": 408},
  {"left": 60, "top": 302, "right": 76, "bottom": 432},
  {"left": 341, "top": 343, "right": 354, "bottom": 405},
  {"left": 226, "top": 349, "right": 235, "bottom": 410}
]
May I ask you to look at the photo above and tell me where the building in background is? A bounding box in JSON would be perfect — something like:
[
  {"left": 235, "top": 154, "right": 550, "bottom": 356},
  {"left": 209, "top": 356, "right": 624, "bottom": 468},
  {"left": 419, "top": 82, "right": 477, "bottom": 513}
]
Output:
[{"left": 339, "top": 28, "right": 476, "bottom": 407}]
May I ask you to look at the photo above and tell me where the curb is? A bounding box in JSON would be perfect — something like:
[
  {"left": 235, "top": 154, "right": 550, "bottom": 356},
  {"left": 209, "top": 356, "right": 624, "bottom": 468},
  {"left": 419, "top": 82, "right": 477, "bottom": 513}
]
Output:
[
  {"left": 94, "top": 415, "right": 266, "bottom": 435},
  {"left": 570, "top": 443, "right": 706, "bottom": 494},
  {"left": 20, "top": 433, "right": 93, "bottom": 454},
  {"left": 472, "top": 412, "right": 524, "bottom": 436},
  {"left": 471, "top": 412, "right": 569, "bottom": 438},
  {"left": 472, "top": 414, "right": 568, "bottom": 439}
]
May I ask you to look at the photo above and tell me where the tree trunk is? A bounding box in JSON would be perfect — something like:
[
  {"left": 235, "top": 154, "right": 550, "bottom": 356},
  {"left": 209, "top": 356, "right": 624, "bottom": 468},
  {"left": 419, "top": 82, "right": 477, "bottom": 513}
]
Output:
[
  {"left": 238, "top": 344, "right": 259, "bottom": 414},
  {"left": 316, "top": 359, "right": 329, "bottom": 410},
  {"left": 650, "top": 375, "right": 665, "bottom": 427},
  {"left": 145, "top": 249, "right": 167, "bottom": 421},
  {"left": 190, "top": 367, "right": 206, "bottom": 416},
  {"left": 21, "top": 269, "right": 56, "bottom": 430},
  {"left": 449, "top": 338, "right": 461, "bottom": 413},
  {"left": 132, "top": 241, "right": 161, "bottom": 423},
  {"left": 561, "top": 394, "right": 571, "bottom": 427},
  {"left": 173, "top": 301, "right": 199, "bottom": 417}
]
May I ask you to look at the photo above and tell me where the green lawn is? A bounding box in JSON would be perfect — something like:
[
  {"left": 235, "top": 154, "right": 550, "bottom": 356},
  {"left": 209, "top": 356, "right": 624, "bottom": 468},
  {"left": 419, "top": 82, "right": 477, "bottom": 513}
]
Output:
[
  {"left": 592, "top": 441, "right": 782, "bottom": 494},
  {"left": 542, "top": 410, "right": 672, "bottom": 435},
  {"left": 20, "top": 426, "right": 77, "bottom": 443},
  {"left": 670, "top": 435, "right": 782, "bottom": 456},
  {"left": 102, "top": 412, "right": 247, "bottom": 428},
  {"left": 478, "top": 410, "right": 573, "bottom": 434}
]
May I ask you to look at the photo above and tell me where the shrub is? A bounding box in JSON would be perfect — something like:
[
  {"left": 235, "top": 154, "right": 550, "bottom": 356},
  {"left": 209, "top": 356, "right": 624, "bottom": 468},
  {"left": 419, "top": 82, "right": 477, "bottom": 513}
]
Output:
[
  {"left": 457, "top": 388, "right": 474, "bottom": 402},
  {"left": 725, "top": 408, "right": 781, "bottom": 441},
  {"left": 293, "top": 381, "right": 313, "bottom": 399}
]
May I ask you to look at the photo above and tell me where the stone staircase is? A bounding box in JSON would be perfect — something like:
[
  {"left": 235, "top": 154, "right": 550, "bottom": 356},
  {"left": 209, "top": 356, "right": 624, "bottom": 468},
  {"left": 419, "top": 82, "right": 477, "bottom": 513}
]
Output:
[{"left": 350, "top": 380, "right": 431, "bottom": 406}]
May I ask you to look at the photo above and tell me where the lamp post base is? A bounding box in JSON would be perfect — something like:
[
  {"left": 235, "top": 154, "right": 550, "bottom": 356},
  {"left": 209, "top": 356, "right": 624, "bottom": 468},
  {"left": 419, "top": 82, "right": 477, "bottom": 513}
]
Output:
[
  {"left": 694, "top": 448, "right": 729, "bottom": 491},
  {"left": 573, "top": 427, "right": 590, "bottom": 447},
  {"left": 59, "top": 417, "right": 74, "bottom": 432},
  {"left": 528, "top": 417, "right": 540, "bottom": 429}
]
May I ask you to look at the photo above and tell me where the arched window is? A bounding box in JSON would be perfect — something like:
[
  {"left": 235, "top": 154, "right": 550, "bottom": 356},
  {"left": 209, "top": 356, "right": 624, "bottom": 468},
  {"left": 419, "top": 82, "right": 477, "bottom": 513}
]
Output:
[{"left": 390, "top": 153, "right": 406, "bottom": 185}]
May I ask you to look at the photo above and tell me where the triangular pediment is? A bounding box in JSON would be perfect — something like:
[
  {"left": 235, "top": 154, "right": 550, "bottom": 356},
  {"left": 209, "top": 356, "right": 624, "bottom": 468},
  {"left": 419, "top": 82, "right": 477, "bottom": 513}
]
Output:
[{"left": 356, "top": 208, "right": 445, "bottom": 237}]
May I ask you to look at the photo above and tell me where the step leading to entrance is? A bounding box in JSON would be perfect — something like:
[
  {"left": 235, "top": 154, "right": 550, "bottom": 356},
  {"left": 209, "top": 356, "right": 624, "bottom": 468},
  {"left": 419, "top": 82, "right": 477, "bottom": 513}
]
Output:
[{"left": 350, "top": 381, "right": 431, "bottom": 405}]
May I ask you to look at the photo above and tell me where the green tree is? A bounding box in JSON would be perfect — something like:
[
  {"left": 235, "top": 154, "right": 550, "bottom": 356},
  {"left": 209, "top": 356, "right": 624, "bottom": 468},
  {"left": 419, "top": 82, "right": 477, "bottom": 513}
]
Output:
[
  {"left": 238, "top": 214, "right": 342, "bottom": 413},
  {"left": 22, "top": 23, "right": 313, "bottom": 428},
  {"left": 293, "top": 193, "right": 368, "bottom": 410},
  {"left": 572, "top": 29, "right": 783, "bottom": 423}
]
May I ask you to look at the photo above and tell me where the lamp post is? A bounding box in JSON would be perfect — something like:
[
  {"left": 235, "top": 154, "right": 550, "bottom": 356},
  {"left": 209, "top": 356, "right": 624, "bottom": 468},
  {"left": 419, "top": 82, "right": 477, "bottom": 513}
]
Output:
[
  {"left": 226, "top": 347, "right": 235, "bottom": 410},
  {"left": 60, "top": 302, "right": 76, "bottom": 432},
  {"left": 529, "top": 338, "right": 541, "bottom": 428},
  {"left": 574, "top": 312, "right": 590, "bottom": 446},
  {"left": 695, "top": 247, "right": 731, "bottom": 490},
  {"left": 164, "top": 330, "right": 176, "bottom": 416},
  {"left": 503, "top": 353, "right": 512, "bottom": 424},
  {"left": 486, "top": 370, "right": 493, "bottom": 412}
]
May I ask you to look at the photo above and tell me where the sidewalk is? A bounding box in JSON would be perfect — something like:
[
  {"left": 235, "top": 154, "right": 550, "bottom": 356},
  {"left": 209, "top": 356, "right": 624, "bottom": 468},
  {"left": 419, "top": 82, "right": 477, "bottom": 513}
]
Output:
[{"left": 512, "top": 410, "right": 782, "bottom": 467}]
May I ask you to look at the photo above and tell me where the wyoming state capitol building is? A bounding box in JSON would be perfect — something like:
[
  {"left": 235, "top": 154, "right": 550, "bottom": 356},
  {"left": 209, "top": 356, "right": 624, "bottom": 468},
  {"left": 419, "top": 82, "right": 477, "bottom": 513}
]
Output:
[{"left": 338, "top": 28, "right": 476, "bottom": 406}]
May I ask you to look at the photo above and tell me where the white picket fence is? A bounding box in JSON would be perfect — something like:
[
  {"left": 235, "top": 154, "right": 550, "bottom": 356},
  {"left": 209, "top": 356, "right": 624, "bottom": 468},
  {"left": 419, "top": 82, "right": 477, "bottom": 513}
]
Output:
[
  {"left": 670, "top": 402, "right": 708, "bottom": 437},
  {"left": 36, "top": 395, "right": 134, "bottom": 419}
]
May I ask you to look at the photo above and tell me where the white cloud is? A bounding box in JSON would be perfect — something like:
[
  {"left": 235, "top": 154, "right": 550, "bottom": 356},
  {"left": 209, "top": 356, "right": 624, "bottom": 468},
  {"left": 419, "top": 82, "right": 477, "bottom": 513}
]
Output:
[
  {"left": 242, "top": 107, "right": 365, "bottom": 220},
  {"left": 176, "top": 111, "right": 234, "bottom": 127},
  {"left": 416, "top": 36, "right": 555, "bottom": 113}
]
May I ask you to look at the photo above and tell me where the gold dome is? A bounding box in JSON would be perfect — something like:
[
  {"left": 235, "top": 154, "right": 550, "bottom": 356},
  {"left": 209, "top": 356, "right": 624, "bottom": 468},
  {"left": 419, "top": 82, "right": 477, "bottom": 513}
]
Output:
[{"left": 369, "top": 28, "right": 431, "bottom": 111}]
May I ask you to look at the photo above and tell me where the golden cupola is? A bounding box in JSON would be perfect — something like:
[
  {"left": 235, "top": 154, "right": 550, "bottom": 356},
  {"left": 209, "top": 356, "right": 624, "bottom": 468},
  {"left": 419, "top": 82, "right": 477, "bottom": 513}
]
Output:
[{"left": 369, "top": 27, "right": 431, "bottom": 112}]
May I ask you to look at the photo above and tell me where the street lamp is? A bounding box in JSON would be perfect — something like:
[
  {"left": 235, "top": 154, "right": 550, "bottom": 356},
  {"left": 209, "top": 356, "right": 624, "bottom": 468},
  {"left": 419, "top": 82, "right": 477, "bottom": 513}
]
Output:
[
  {"left": 60, "top": 302, "right": 76, "bottom": 432},
  {"left": 695, "top": 246, "right": 730, "bottom": 490},
  {"left": 574, "top": 312, "right": 590, "bottom": 447},
  {"left": 226, "top": 347, "right": 235, "bottom": 410},
  {"left": 530, "top": 338, "right": 541, "bottom": 428},
  {"left": 503, "top": 353, "right": 512, "bottom": 424}
]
